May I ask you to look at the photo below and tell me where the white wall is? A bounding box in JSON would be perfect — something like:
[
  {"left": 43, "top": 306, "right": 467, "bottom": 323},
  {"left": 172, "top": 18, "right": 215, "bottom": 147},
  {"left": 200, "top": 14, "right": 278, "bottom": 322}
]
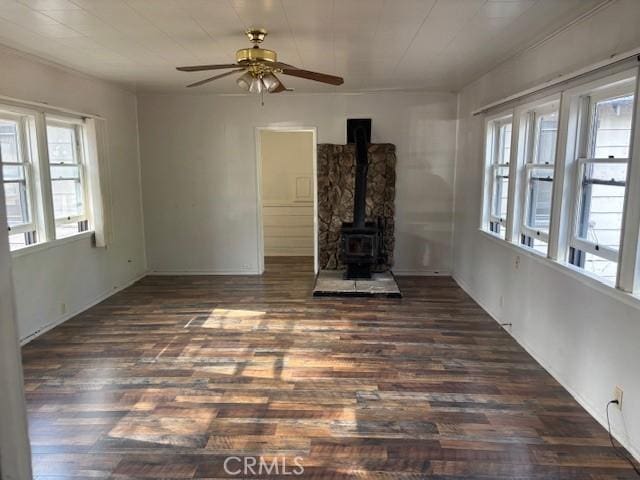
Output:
[
  {"left": 138, "top": 91, "right": 457, "bottom": 275},
  {"left": 260, "top": 130, "right": 314, "bottom": 257},
  {"left": 453, "top": 0, "right": 640, "bottom": 460},
  {"left": 0, "top": 46, "right": 147, "bottom": 341}
]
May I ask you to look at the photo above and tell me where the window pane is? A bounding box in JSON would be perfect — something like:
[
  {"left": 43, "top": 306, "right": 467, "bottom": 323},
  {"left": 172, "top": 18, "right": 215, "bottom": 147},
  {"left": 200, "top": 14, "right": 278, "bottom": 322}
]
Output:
[
  {"left": 9, "top": 232, "right": 28, "bottom": 250},
  {"left": 592, "top": 95, "right": 634, "bottom": 158},
  {"left": 496, "top": 122, "right": 512, "bottom": 164},
  {"left": 526, "top": 169, "right": 553, "bottom": 232},
  {"left": 47, "top": 125, "right": 77, "bottom": 164},
  {"left": 588, "top": 162, "right": 627, "bottom": 183},
  {"left": 51, "top": 179, "right": 83, "bottom": 219},
  {"left": 55, "top": 221, "right": 81, "bottom": 239},
  {"left": 50, "top": 164, "right": 80, "bottom": 180},
  {"left": 47, "top": 123, "right": 86, "bottom": 234},
  {"left": 522, "top": 235, "right": 548, "bottom": 255},
  {"left": 3, "top": 181, "right": 30, "bottom": 226},
  {"left": 582, "top": 252, "right": 618, "bottom": 285},
  {"left": 0, "top": 120, "right": 19, "bottom": 163},
  {"left": 532, "top": 238, "right": 547, "bottom": 254},
  {"left": 534, "top": 111, "right": 558, "bottom": 164},
  {"left": 492, "top": 165, "right": 509, "bottom": 220},
  {"left": 578, "top": 163, "right": 626, "bottom": 250},
  {"left": 8, "top": 231, "right": 36, "bottom": 251},
  {"left": 2, "top": 164, "right": 25, "bottom": 181}
]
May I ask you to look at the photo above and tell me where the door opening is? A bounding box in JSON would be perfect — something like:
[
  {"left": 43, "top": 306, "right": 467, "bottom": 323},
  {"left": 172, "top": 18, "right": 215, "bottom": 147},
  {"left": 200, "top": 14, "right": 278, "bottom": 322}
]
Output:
[{"left": 256, "top": 128, "right": 318, "bottom": 274}]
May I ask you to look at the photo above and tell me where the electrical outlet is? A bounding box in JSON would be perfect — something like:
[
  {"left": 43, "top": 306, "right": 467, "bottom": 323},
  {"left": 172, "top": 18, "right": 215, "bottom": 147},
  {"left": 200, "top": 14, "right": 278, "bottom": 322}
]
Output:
[
  {"left": 613, "top": 386, "right": 624, "bottom": 409},
  {"left": 499, "top": 295, "right": 504, "bottom": 308},
  {"left": 60, "top": 303, "right": 67, "bottom": 315},
  {"left": 515, "top": 255, "right": 521, "bottom": 270}
]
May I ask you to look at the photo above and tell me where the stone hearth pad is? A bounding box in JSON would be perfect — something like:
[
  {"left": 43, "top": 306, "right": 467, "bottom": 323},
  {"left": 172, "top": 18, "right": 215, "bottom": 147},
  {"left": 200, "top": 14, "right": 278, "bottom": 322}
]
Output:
[{"left": 313, "top": 270, "right": 402, "bottom": 298}]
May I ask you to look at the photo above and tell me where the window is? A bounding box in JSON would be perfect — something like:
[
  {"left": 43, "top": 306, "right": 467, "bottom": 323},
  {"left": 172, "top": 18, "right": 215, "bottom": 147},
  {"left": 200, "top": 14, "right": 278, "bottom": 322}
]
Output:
[
  {"left": 568, "top": 89, "right": 634, "bottom": 284},
  {"left": 1, "top": 103, "right": 101, "bottom": 252},
  {"left": 46, "top": 121, "right": 89, "bottom": 239},
  {"left": 485, "top": 116, "right": 512, "bottom": 239},
  {"left": 480, "top": 67, "right": 640, "bottom": 296},
  {"left": 1, "top": 113, "right": 38, "bottom": 250},
  {"left": 520, "top": 103, "right": 559, "bottom": 254}
]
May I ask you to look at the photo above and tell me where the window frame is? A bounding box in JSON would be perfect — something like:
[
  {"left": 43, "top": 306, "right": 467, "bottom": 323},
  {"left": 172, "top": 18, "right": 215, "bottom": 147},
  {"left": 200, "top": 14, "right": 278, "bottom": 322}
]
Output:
[
  {"left": 1, "top": 111, "right": 39, "bottom": 246},
  {"left": 45, "top": 117, "right": 90, "bottom": 237},
  {"left": 1, "top": 100, "right": 100, "bottom": 254},
  {"left": 480, "top": 65, "right": 640, "bottom": 296},
  {"left": 483, "top": 113, "right": 514, "bottom": 238},
  {"left": 566, "top": 82, "right": 635, "bottom": 283},
  {"left": 517, "top": 99, "right": 560, "bottom": 253},
  {"left": 521, "top": 164, "right": 554, "bottom": 244}
]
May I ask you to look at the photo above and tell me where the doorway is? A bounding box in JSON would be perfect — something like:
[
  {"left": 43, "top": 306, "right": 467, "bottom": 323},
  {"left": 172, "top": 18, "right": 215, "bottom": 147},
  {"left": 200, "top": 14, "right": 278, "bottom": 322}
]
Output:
[{"left": 256, "top": 127, "right": 318, "bottom": 274}]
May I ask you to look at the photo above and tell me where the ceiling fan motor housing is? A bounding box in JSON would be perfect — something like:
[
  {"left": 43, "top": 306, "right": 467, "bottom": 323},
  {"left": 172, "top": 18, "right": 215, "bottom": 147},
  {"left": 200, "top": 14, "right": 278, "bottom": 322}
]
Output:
[
  {"left": 235, "top": 47, "right": 277, "bottom": 65},
  {"left": 237, "top": 28, "right": 276, "bottom": 68}
]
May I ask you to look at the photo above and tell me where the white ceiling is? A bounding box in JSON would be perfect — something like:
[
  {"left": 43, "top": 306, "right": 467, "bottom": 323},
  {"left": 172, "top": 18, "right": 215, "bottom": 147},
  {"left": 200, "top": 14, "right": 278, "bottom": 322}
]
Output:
[{"left": 0, "top": 0, "right": 605, "bottom": 93}]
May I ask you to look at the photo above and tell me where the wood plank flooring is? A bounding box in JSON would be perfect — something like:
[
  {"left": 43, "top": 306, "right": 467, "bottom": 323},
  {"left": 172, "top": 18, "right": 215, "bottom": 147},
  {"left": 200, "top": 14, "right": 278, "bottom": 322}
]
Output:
[{"left": 21, "top": 257, "right": 638, "bottom": 479}]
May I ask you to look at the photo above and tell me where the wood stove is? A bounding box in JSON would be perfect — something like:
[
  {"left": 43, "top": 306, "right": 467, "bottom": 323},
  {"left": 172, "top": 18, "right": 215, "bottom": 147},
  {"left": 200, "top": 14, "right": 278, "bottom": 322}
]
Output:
[{"left": 340, "top": 126, "right": 384, "bottom": 279}]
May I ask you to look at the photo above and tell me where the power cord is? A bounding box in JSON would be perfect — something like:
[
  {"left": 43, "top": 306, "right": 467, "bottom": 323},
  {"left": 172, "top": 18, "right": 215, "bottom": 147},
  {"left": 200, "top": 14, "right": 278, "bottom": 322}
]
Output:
[{"left": 606, "top": 400, "right": 640, "bottom": 476}]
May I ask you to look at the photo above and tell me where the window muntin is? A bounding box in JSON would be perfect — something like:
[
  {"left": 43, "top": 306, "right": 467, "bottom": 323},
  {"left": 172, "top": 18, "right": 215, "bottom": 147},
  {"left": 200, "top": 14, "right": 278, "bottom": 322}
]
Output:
[
  {"left": 46, "top": 121, "right": 89, "bottom": 239},
  {"left": 1, "top": 115, "right": 38, "bottom": 250},
  {"left": 520, "top": 104, "right": 559, "bottom": 253},
  {"left": 487, "top": 117, "right": 512, "bottom": 238},
  {"left": 568, "top": 86, "right": 635, "bottom": 284}
]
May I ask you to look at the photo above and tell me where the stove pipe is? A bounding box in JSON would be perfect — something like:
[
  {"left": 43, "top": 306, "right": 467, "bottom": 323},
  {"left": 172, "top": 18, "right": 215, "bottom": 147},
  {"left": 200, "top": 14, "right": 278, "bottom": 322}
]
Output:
[{"left": 352, "top": 126, "right": 368, "bottom": 228}]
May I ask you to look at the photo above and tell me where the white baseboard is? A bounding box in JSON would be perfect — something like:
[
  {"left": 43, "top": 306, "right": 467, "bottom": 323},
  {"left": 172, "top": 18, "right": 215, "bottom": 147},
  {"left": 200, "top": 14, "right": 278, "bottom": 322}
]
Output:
[
  {"left": 393, "top": 269, "right": 451, "bottom": 276},
  {"left": 19, "top": 271, "right": 148, "bottom": 345},
  {"left": 453, "top": 273, "right": 640, "bottom": 464},
  {"left": 149, "top": 269, "right": 261, "bottom": 275},
  {"left": 264, "top": 253, "right": 314, "bottom": 257}
]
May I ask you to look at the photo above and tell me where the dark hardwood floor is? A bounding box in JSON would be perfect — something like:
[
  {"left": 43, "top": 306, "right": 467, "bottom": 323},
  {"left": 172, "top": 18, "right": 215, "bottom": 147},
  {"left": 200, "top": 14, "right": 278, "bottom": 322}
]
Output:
[{"left": 22, "top": 257, "right": 638, "bottom": 479}]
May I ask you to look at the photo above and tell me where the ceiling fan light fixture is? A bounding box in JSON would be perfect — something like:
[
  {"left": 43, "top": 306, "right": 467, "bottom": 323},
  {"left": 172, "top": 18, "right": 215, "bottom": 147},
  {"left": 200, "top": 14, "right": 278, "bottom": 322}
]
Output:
[
  {"left": 177, "top": 28, "right": 344, "bottom": 92},
  {"left": 236, "top": 71, "right": 253, "bottom": 91},
  {"left": 249, "top": 77, "right": 264, "bottom": 94},
  {"left": 262, "top": 73, "right": 280, "bottom": 92}
]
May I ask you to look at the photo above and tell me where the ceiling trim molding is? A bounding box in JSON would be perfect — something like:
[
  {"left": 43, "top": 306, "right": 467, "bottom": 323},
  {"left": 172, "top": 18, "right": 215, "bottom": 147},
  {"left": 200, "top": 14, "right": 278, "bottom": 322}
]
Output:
[
  {"left": 0, "top": 93, "right": 103, "bottom": 120},
  {"left": 471, "top": 45, "right": 640, "bottom": 115}
]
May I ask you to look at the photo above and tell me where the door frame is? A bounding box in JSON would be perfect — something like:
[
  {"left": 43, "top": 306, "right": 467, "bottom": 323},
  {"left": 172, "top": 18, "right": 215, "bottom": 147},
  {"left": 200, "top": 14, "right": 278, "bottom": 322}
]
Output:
[
  {"left": 254, "top": 126, "right": 319, "bottom": 274},
  {"left": 0, "top": 180, "right": 33, "bottom": 479}
]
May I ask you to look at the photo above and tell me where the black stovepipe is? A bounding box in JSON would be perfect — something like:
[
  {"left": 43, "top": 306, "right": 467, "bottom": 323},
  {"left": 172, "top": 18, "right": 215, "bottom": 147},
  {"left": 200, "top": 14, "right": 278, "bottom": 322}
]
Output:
[{"left": 352, "top": 126, "right": 369, "bottom": 228}]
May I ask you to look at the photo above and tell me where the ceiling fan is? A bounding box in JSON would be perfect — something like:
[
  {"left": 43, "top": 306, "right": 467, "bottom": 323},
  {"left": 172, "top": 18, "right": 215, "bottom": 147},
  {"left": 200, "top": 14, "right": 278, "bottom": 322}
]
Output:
[{"left": 176, "top": 28, "right": 344, "bottom": 95}]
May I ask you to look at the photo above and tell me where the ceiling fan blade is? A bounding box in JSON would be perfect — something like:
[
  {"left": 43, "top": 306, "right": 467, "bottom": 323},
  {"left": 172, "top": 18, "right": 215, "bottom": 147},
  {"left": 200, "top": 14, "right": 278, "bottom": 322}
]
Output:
[
  {"left": 177, "top": 63, "right": 240, "bottom": 72},
  {"left": 186, "top": 68, "right": 245, "bottom": 88},
  {"left": 272, "top": 61, "right": 298, "bottom": 69},
  {"left": 281, "top": 68, "right": 343, "bottom": 86}
]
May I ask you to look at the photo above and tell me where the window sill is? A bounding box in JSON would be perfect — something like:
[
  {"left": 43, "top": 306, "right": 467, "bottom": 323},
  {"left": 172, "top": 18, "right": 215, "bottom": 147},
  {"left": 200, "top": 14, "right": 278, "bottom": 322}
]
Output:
[
  {"left": 477, "top": 228, "right": 640, "bottom": 311},
  {"left": 10, "top": 230, "right": 95, "bottom": 259}
]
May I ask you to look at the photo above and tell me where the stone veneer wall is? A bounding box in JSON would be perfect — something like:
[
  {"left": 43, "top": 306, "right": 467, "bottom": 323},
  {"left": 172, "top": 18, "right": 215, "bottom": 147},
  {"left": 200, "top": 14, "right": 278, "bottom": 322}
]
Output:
[{"left": 317, "top": 143, "right": 396, "bottom": 271}]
